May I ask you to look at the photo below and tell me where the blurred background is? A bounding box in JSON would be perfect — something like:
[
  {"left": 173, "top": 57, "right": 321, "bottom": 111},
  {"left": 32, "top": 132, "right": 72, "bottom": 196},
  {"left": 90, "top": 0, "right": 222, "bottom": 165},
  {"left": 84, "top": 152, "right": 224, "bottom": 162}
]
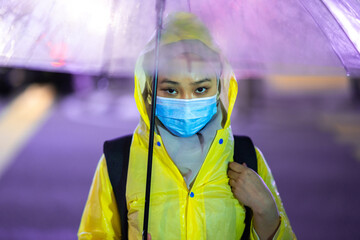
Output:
[{"left": 0, "top": 0, "right": 360, "bottom": 239}]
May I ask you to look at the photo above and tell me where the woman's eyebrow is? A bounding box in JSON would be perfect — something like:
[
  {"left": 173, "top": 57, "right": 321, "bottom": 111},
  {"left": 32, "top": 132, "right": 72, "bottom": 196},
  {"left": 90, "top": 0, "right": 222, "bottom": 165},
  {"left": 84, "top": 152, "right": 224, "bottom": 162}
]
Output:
[
  {"left": 191, "top": 78, "right": 212, "bottom": 85},
  {"left": 160, "top": 79, "right": 179, "bottom": 85}
]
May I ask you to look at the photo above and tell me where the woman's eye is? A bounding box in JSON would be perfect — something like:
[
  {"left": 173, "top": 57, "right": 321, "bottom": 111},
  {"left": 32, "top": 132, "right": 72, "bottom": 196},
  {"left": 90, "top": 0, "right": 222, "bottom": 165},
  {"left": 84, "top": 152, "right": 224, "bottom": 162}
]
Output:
[
  {"left": 195, "top": 87, "right": 207, "bottom": 94},
  {"left": 166, "top": 89, "right": 177, "bottom": 95}
]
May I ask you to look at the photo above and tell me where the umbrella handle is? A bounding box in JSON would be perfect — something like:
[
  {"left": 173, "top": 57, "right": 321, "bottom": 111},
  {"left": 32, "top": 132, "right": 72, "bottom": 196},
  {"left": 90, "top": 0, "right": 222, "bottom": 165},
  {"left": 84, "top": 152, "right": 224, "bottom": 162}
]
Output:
[{"left": 142, "top": 0, "right": 166, "bottom": 239}]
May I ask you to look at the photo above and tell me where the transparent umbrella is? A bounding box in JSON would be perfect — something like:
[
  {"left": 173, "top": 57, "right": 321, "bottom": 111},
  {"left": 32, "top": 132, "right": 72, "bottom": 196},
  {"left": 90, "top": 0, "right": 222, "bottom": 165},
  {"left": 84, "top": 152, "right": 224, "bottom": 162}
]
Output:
[{"left": 1, "top": 0, "right": 359, "bottom": 77}]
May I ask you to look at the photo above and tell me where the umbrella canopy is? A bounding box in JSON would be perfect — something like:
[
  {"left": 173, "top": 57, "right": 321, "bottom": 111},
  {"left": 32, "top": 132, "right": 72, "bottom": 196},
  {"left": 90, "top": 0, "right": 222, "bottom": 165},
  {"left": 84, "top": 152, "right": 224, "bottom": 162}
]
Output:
[{"left": 0, "top": 0, "right": 359, "bottom": 77}]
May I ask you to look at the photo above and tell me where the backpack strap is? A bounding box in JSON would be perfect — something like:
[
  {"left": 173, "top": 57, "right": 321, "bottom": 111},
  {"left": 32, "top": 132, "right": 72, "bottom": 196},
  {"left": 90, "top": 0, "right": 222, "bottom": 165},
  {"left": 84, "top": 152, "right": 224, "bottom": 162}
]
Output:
[
  {"left": 233, "top": 135, "right": 258, "bottom": 240},
  {"left": 103, "top": 134, "right": 133, "bottom": 240},
  {"left": 233, "top": 135, "right": 258, "bottom": 172}
]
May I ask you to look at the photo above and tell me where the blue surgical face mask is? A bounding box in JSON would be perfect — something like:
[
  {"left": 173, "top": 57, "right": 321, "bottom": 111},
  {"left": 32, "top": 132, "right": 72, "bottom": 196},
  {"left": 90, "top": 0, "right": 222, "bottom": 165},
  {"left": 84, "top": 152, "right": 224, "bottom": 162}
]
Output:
[{"left": 155, "top": 95, "right": 217, "bottom": 137}]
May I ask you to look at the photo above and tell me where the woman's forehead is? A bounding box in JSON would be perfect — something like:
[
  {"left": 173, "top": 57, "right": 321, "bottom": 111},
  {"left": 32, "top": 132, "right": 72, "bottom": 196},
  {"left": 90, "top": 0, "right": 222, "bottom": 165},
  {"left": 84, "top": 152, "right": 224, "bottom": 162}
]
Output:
[
  {"left": 142, "top": 39, "right": 222, "bottom": 77},
  {"left": 158, "top": 55, "right": 218, "bottom": 77}
]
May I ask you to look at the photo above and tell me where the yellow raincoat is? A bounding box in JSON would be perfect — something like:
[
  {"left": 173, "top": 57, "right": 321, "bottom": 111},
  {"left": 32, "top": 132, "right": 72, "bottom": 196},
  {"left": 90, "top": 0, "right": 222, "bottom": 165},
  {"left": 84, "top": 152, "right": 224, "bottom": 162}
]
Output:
[{"left": 78, "top": 12, "right": 296, "bottom": 240}]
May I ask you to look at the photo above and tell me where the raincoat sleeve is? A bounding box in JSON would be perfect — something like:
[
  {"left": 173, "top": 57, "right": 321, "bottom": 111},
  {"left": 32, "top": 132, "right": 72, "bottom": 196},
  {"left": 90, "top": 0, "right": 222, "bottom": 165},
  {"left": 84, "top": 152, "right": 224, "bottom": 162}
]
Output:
[
  {"left": 78, "top": 155, "right": 121, "bottom": 240},
  {"left": 250, "top": 148, "right": 296, "bottom": 240}
]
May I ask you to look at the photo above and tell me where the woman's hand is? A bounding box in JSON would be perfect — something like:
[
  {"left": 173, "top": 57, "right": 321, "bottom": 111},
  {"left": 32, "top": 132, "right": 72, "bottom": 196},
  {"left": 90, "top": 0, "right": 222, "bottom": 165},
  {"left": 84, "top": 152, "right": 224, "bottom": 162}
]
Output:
[{"left": 228, "top": 162, "right": 280, "bottom": 239}]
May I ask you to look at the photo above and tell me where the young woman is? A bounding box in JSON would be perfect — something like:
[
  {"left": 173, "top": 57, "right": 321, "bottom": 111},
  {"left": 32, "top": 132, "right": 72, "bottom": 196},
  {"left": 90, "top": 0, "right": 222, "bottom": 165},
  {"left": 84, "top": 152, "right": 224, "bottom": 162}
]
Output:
[{"left": 78, "top": 12, "right": 296, "bottom": 240}]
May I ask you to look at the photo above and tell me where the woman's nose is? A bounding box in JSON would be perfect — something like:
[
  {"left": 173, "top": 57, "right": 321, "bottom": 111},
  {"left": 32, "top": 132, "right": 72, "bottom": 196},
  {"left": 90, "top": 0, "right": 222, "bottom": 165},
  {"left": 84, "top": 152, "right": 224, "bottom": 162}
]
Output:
[{"left": 181, "top": 92, "right": 193, "bottom": 99}]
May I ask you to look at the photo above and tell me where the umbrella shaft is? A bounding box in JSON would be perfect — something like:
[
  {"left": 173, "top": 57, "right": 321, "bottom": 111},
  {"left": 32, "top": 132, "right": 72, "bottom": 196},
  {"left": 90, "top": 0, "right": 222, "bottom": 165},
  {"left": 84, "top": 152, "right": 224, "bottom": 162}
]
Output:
[{"left": 142, "top": 0, "right": 166, "bottom": 239}]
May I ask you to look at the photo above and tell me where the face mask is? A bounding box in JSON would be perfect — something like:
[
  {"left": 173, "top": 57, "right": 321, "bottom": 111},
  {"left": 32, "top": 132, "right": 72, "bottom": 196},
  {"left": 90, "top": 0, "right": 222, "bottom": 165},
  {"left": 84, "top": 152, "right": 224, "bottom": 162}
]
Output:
[{"left": 155, "top": 95, "right": 217, "bottom": 137}]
